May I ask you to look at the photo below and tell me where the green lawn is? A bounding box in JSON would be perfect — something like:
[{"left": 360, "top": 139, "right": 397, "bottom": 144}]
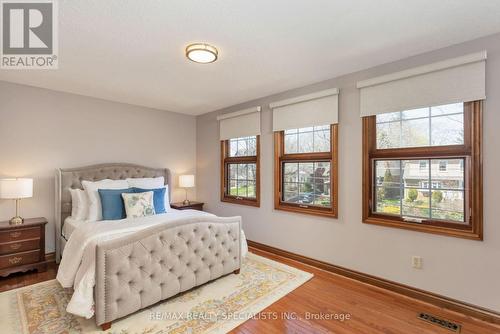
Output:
[
  {"left": 377, "top": 198, "right": 464, "bottom": 221},
  {"left": 229, "top": 185, "right": 256, "bottom": 197}
]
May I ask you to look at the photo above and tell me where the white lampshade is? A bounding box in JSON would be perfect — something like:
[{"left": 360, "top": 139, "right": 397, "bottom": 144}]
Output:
[
  {"left": 0, "top": 178, "right": 33, "bottom": 199},
  {"left": 179, "top": 175, "right": 195, "bottom": 188}
]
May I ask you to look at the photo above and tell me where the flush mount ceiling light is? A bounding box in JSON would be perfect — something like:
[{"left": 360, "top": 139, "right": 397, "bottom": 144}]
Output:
[{"left": 185, "top": 43, "right": 218, "bottom": 63}]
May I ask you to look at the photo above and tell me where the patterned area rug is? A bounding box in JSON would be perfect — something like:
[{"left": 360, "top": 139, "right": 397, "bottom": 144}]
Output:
[{"left": 0, "top": 253, "right": 312, "bottom": 333}]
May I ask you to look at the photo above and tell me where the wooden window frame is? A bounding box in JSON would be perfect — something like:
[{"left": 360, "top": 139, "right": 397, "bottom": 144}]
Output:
[
  {"left": 362, "top": 101, "right": 483, "bottom": 240},
  {"left": 274, "top": 124, "right": 338, "bottom": 218},
  {"left": 220, "top": 135, "right": 260, "bottom": 207}
]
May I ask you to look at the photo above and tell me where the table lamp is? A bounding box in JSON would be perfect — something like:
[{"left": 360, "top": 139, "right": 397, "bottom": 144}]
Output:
[
  {"left": 0, "top": 178, "right": 33, "bottom": 225},
  {"left": 179, "top": 175, "right": 195, "bottom": 205}
]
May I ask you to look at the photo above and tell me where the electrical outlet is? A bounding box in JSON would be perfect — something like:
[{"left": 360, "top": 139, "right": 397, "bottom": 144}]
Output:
[{"left": 412, "top": 256, "right": 423, "bottom": 269}]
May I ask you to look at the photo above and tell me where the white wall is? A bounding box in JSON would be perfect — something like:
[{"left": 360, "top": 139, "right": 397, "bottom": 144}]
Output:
[
  {"left": 196, "top": 33, "right": 500, "bottom": 312},
  {"left": 0, "top": 81, "right": 197, "bottom": 253}
]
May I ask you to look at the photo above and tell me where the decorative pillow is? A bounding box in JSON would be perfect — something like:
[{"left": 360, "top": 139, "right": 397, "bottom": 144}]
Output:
[
  {"left": 98, "top": 188, "right": 134, "bottom": 220},
  {"left": 126, "top": 177, "right": 171, "bottom": 210},
  {"left": 132, "top": 187, "right": 166, "bottom": 214},
  {"left": 122, "top": 191, "right": 156, "bottom": 218},
  {"left": 82, "top": 179, "right": 129, "bottom": 221},
  {"left": 69, "top": 188, "right": 89, "bottom": 220}
]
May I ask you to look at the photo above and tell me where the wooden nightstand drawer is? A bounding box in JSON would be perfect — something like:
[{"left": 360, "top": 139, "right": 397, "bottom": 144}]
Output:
[
  {"left": 0, "top": 238, "right": 40, "bottom": 255},
  {"left": 0, "top": 249, "right": 40, "bottom": 269},
  {"left": 0, "top": 227, "right": 40, "bottom": 243},
  {"left": 0, "top": 218, "right": 48, "bottom": 277},
  {"left": 171, "top": 202, "right": 204, "bottom": 211}
]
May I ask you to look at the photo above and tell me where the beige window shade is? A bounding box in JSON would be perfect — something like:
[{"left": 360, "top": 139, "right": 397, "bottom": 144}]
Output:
[
  {"left": 217, "top": 106, "right": 261, "bottom": 140},
  {"left": 270, "top": 88, "right": 339, "bottom": 131},
  {"left": 357, "top": 51, "right": 487, "bottom": 117}
]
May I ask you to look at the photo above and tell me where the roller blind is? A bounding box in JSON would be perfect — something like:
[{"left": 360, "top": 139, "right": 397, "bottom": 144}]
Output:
[
  {"left": 270, "top": 88, "right": 339, "bottom": 131},
  {"left": 217, "top": 106, "right": 261, "bottom": 140},
  {"left": 357, "top": 51, "right": 487, "bottom": 117}
]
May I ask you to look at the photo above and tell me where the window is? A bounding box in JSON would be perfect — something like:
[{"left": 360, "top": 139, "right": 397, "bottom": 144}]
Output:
[
  {"left": 275, "top": 125, "right": 338, "bottom": 217},
  {"left": 439, "top": 161, "right": 447, "bottom": 171},
  {"left": 363, "top": 102, "right": 483, "bottom": 240},
  {"left": 221, "top": 135, "right": 260, "bottom": 206},
  {"left": 375, "top": 159, "right": 464, "bottom": 221}
]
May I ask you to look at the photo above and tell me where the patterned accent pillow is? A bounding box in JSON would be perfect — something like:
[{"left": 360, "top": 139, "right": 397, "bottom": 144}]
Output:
[{"left": 122, "top": 191, "right": 156, "bottom": 218}]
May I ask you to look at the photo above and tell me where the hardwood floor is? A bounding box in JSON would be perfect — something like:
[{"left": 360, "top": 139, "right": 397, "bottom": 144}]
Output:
[
  {"left": 232, "top": 248, "right": 500, "bottom": 334},
  {"left": 0, "top": 251, "right": 499, "bottom": 334},
  {"left": 0, "top": 261, "right": 57, "bottom": 293}
]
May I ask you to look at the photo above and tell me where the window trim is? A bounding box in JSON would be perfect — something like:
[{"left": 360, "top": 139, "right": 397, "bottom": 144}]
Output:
[
  {"left": 362, "top": 101, "right": 483, "bottom": 240},
  {"left": 274, "top": 124, "right": 338, "bottom": 218},
  {"left": 220, "top": 135, "right": 260, "bottom": 207}
]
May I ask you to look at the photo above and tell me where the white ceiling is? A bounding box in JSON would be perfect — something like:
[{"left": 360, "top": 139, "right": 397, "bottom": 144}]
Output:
[{"left": 1, "top": 0, "right": 500, "bottom": 115}]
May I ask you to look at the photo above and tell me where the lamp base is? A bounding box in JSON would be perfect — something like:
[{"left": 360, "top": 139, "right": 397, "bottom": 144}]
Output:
[
  {"left": 9, "top": 216, "right": 24, "bottom": 225},
  {"left": 182, "top": 199, "right": 191, "bottom": 205}
]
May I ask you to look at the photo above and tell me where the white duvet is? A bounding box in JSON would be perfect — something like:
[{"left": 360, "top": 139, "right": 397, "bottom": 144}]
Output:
[{"left": 56, "top": 210, "right": 248, "bottom": 319}]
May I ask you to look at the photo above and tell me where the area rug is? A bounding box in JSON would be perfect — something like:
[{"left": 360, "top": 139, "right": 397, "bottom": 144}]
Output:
[{"left": 0, "top": 252, "right": 312, "bottom": 333}]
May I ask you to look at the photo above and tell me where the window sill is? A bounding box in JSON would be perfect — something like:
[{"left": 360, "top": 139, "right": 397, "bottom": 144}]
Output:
[
  {"left": 221, "top": 197, "right": 260, "bottom": 207},
  {"left": 363, "top": 216, "right": 482, "bottom": 241},
  {"left": 275, "top": 203, "right": 337, "bottom": 219}
]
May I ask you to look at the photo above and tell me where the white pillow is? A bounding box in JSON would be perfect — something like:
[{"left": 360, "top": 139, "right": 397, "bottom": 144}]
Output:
[
  {"left": 82, "top": 179, "right": 129, "bottom": 221},
  {"left": 126, "top": 176, "right": 164, "bottom": 188},
  {"left": 162, "top": 185, "right": 171, "bottom": 210},
  {"left": 69, "top": 188, "right": 89, "bottom": 220},
  {"left": 122, "top": 191, "right": 155, "bottom": 219},
  {"left": 126, "top": 177, "right": 171, "bottom": 210}
]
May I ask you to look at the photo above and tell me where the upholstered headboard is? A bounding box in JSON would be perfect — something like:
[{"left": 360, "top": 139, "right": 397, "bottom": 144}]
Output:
[{"left": 55, "top": 163, "right": 171, "bottom": 262}]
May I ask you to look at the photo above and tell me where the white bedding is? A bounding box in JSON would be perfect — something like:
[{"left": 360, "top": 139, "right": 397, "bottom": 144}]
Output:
[
  {"left": 62, "top": 216, "right": 85, "bottom": 240},
  {"left": 56, "top": 209, "right": 248, "bottom": 319}
]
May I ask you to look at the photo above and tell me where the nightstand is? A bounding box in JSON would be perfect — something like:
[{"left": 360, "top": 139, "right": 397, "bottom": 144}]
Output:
[
  {"left": 0, "top": 217, "right": 48, "bottom": 277},
  {"left": 171, "top": 202, "right": 204, "bottom": 211}
]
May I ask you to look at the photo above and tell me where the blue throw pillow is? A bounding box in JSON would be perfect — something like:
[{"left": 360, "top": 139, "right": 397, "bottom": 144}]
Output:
[
  {"left": 98, "top": 188, "right": 134, "bottom": 220},
  {"left": 132, "top": 187, "right": 166, "bottom": 214}
]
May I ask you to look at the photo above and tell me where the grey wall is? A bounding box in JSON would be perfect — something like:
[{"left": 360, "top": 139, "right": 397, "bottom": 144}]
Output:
[
  {"left": 196, "top": 33, "right": 500, "bottom": 312},
  {"left": 0, "top": 81, "right": 197, "bottom": 253}
]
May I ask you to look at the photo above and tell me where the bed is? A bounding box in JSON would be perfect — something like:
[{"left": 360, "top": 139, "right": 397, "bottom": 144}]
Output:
[{"left": 54, "top": 163, "right": 244, "bottom": 330}]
